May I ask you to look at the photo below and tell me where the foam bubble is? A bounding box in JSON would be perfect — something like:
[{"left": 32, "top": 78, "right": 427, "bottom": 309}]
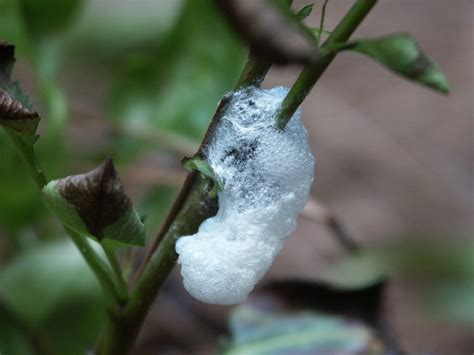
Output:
[{"left": 176, "top": 86, "right": 315, "bottom": 304}]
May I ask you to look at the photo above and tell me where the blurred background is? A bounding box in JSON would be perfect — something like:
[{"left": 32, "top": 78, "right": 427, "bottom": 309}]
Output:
[{"left": 0, "top": 0, "right": 472, "bottom": 354}]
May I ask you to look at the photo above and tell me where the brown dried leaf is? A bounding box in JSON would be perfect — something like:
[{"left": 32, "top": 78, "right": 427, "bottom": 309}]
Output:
[
  {"left": 215, "top": 0, "right": 317, "bottom": 64},
  {"left": 0, "top": 41, "right": 40, "bottom": 134},
  {"left": 0, "top": 89, "right": 38, "bottom": 120},
  {"left": 56, "top": 159, "right": 132, "bottom": 238}
]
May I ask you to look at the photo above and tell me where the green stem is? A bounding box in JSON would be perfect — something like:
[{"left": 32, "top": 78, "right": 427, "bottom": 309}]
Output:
[
  {"left": 99, "top": 52, "right": 272, "bottom": 354},
  {"left": 235, "top": 50, "right": 271, "bottom": 89},
  {"left": 4, "top": 127, "right": 122, "bottom": 309},
  {"left": 98, "top": 2, "right": 378, "bottom": 353},
  {"left": 101, "top": 243, "right": 129, "bottom": 304},
  {"left": 276, "top": 0, "right": 378, "bottom": 129},
  {"left": 4, "top": 128, "right": 47, "bottom": 189},
  {"left": 67, "top": 228, "right": 122, "bottom": 310},
  {"left": 98, "top": 163, "right": 218, "bottom": 355}
]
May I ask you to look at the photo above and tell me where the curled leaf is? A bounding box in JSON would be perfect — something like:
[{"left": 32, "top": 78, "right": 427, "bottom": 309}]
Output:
[
  {"left": 0, "top": 89, "right": 40, "bottom": 134},
  {"left": 0, "top": 42, "right": 40, "bottom": 135},
  {"left": 214, "top": 0, "right": 318, "bottom": 64},
  {"left": 333, "top": 33, "right": 450, "bottom": 94},
  {"left": 42, "top": 159, "right": 146, "bottom": 246}
]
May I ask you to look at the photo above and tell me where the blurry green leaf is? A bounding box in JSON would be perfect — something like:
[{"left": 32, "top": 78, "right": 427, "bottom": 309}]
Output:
[
  {"left": 18, "top": 0, "right": 83, "bottom": 36},
  {"left": 0, "top": 239, "right": 107, "bottom": 354},
  {"left": 64, "top": 0, "right": 181, "bottom": 62},
  {"left": 42, "top": 159, "right": 146, "bottom": 246},
  {"left": 0, "top": 239, "right": 106, "bottom": 325},
  {"left": 309, "top": 27, "right": 332, "bottom": 36},
  {"left": 0, "top": 304, "right": 33, "bottom": 355},
  {"left": 323, "top": 251, "right": 387, "bottom": 289},
  {"left": 0, "top": 131, "right": 43, "bottom": 232},
  {"left": 41, "top": 297, "right": 106, "bottom": 355},
  {"left": 325, "top": 240, "right": 474, "bottom": 324},
  {"left": 296, "top": 3, "right": 314, "bottom": 21},
  {"left": 139, "top": 185, "right": 177, "bottom": 234},
  {"left": 223, "top": 280, "right": 400, "bottom": 355},
  {"left": 334, "top": 34, "right": 450, "bottom": 93},
  {"left": 109, "top": 0, "right": 245, "bottom": 161},
  {"left": 0, "top": 0, "right": 27, "bottom": 50}
]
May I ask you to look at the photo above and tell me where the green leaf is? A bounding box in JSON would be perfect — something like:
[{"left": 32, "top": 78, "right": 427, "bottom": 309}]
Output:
[
  {"left": 182, "top": 155, "right": 222, "bottom": 198},
  {"left": 296, "top": 3, "right": 314, "bottom": 21},
  {"left": 336, "top": 33, "right": 450, "bottom": 94},
  {"left": 325, "top": 240, "right": 474, "bottom": 325},
  {"left": 309, "top": 26, "right": 332, "bottom": 36},
  {"left": 18, "top": 0, "right": 83, "bottom": 36},
  {"left": 42, "top": 159, "right": 146, "bottom": 246},
  {"left": 0, "top": 239, "right": 106, "bottom": 325},
  {"left": 0, "top": 305, "right": 32, "bottom": 355},
  {"left": 0, "top": 131, "right": 44, "bottom": 232},
  {"left": 109, "top": 0, "right": 245, "bottom": 162},
  {"left": 223, "top": 281, "right": 399, "bottom": 355},
  {"left": 0, "top": 240, "right": 107, "bottom": 354}
]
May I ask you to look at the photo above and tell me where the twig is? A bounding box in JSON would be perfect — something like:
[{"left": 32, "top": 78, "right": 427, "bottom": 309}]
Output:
[
  {"left": 101, "top": 242, "right": 130, "bottom": 305},
  {"left": 98, "top": 50, "right": 272, "bottom": 355},
  {"left": 99, "top": 1, "right": 378, "bottom": 352},
  {"left": 4, "top": 127, "right": 123, "bottom": 311},
  {"left": 276, "top": 0, "right": 378, "bottom": 129},
  {"left": 302, "top": 198, "right": 360, "bottom": 253},
  {"left": 317, "top": 0, "right": 330, "bottom": 45}
]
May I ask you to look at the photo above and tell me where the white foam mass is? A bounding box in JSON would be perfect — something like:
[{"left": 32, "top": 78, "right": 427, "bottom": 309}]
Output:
[{"left": 176, "top": 86, "right": 315, "bottom": 305}]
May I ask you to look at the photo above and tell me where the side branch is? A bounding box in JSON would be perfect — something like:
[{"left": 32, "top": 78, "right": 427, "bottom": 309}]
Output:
[{"left": 276, "top": 0, "right": 378, "bottom": 129}]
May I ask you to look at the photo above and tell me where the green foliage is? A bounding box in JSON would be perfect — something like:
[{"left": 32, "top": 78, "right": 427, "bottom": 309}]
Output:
[
  {"left": 225, "top": 310, "right": 384, "bottom": 354},
  {"left": 18, "top": 0, "right": 83, "bottom": 36},
  {"left": 223, "top": 281, "right": 394, "bottom": 355},
  {"left": 108, "top": 0, "right": 245, "bottom": 161},
  {"left": 335, "top": 33, "right": 450, "bottom": 93},
  {"left": 325, "top": 240, "right": 474, "bottom": 324},
  {"left": 0, "top": 132, "right": 43, "bottom": 232},
  {"left": 0, "top": 240, "right": 106, "bottom": 354},
  {"left": 139, "top": 186, "right": 178, "bottom": 234},
  {"left": 42, "top": 160, "right": 146, "bottom": 246},
  {"left": 296, "top": 3, "right": 314, "bottom": 21},
  {"left": 0, "top": 306, "right": 32, "bottom": 355}
]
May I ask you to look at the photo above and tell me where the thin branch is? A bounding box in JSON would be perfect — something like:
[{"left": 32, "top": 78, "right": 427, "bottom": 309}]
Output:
[
  {"left": 101, "top": 242, "right": 129, "bottom": 305},
  {"left": 3, "top": 127, "right": 123, "bottom": 310},
  {"left": 276, "top": 0, "right": 378, "bottom": 129},
  {"left": 99, "top": 51, "right": 272, "bottom": 355},
  {"left": 302, "top": 198, "right": 360, "bottom": 253},
  {"left": 317, "top": 0, "right": 330, "bottom": 45},
  {"left": 99, "top": 1, "right": 378, "bottom": 352},
  {"left": 4, "top": 128, "right": 47, "bottom": 189}
]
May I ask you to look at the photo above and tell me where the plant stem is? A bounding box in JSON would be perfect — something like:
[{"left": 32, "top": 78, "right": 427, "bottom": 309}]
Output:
[
  {"left": 235, "top": 50, "right": 271, "bottom": 89},
  {"left": 99, "top": 1, "right": 378, "bottom": 352},
  {"left": 4, "top": 127, "right": 122, "bottom": 309},
  {"left": 276, "top": 0, "right": 378, "bottom": 129},
  {"left": 4, "top": 128, "right": 47, "bottom": 189},
  {"left": 99, "top": 52, "right": 271, "bottom": 355},
  {"left": 102, "top": 243, "right": 129, "bottom": 304},
  {"left": 99, "top": 174, "right": 216, "bottom": 355},
  {"left": 67, "top": 228, "right": 122, "bottom": 310}
]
